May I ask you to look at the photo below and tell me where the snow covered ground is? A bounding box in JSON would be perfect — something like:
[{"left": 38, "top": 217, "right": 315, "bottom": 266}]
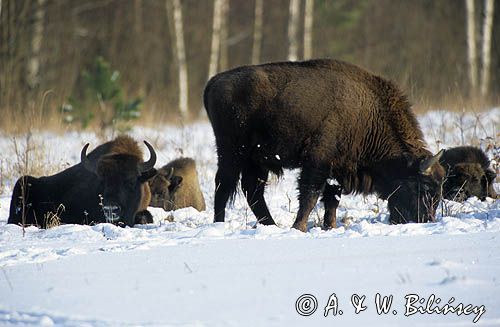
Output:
[{"left": 0, "top": 109, "right": 499, "bottom": 326}]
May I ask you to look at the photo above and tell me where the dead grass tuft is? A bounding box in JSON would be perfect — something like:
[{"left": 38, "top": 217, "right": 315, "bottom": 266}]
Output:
[{"left": 44, "top": 204, "right": 65, "bottom": 229}]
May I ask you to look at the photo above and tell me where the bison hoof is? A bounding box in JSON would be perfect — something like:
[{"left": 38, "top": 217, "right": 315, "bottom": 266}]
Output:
[
  {"left": 292, "top": 222, "right": 307, "bottom": 232},
  {"left": 322, "top": 224, "right": 337, "bottom": 231},
  {"left": 257, "top": 217, "right": 277, "bottom": 226}
]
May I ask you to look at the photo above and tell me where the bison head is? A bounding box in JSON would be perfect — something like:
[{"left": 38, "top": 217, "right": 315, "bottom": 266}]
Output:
[
  {"left": 386, "top": 150, "right": 445, "bottom": 224},
  {"left": 81, "top": 141, "right": 157, "bottom": 226},
  {"left": 148, "top": 167, "right": 183, "bottom": 210},
  {"left": 443, "top": 163, "right": 497, "bottom": 201}
]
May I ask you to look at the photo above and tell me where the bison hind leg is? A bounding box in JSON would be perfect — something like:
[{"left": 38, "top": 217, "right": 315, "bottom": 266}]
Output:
[
  {"left": 241, "top": 163, "right": 275, "bottom": 226},
  {"left": 214, "top": 162, "right": 241, "bottom": 223},
  {"left": 322, "top": 184, "right": 342, "bottom": 230},
  {"left": 134, "top": 210, "right": 154, "bottom": 225}
]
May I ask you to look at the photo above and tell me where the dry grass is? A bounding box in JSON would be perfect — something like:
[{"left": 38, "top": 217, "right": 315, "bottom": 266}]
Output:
[
  {"left": 44, "top": 204, "right": 64, "bottom": 229},
  {"left": 0, "top": 106, "right": 67, "bottom": 196}
]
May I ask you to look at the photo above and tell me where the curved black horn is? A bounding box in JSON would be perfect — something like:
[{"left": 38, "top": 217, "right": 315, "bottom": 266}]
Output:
[
  {"left": 80, "top": 143, "right": 96, "bottom": 173},
  {"left": 420, "top": 149, "right": 444, "bottom": 174},
  {"left": 140, "top": 141, "right": 157, "bottom": 172}
]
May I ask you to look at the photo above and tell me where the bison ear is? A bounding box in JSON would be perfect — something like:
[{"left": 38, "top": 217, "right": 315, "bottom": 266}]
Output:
[
  {"left": 420, "top": 149, "right": 444, "bottom": 175},
  {"left": 485, "top": 169, "right": 496, "bottom": 183},
  {"left": 139, "top": 168, "right": 157, "bottom": 183},
  {"left": 168, "top": 175, "right": 183, "bottom": 193}
]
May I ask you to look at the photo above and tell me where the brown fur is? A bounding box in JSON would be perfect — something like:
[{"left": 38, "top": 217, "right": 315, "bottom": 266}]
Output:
[
  {"left": 440, "top": 146, "right": 498, "bottom": 201},
  {"left": 139, "top": 183, "right": 152, "bottom": 211},
  {"left": 97, "top": 135, "right": 153, "bottom": 219},
  {"left": 149, "top": 158, "right": 206, "bottom": 211},
  {"left": 109, "top": 135, "right": 143, "bottom": 158},
  {"left": 204, "top": 59, "right": 445, "bottom": 230}
]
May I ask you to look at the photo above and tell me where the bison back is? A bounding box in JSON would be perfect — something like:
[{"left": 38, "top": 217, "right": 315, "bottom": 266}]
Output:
[{"left": 204, "top": 59, "right": 426, "bottom": 176}]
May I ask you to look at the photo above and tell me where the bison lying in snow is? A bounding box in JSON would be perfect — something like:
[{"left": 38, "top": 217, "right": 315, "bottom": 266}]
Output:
[
  {"left": 204, "top": 59, "right": 445, "bottom": 231},
  {"left": 440, "top": 146, "right": 497, "bottom": 201},
  {"left": 8, "top": 136, "right": 157, "bottom": 228},
  {"left": 149, "top": 158, "right": 206, "bottom": 212}
]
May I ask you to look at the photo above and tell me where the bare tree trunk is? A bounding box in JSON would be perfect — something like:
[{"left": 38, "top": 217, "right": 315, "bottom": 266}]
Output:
[
  {"left": 480, "top": 0, "right": 494, "bottom": 97},
  {"left": 0, "top": 0, "right": 2, "bottom": 19},
  {"left": 219, "top": 0, "right": 229, "bottom": 71},
  {"left": 287, "top": 0, "right": 300, "bottom": 61},
  {"left": 208, "top": 0, "right": 223, "bottom": 80},
  {"left": 251, "top": 0, "right": 263, "bottom": 64},
  {"left": 134, "top": 0, "right": 145, "bottom": 96},
  {"left": 465, "top": 0, "right": 478, "bottom": 95},
  {"left": 27, "top": 0, "right": 46, "bottom": 89},
  {"left": 167, "top": 0, "right": 188, "bottom": 118},
  {"left": 303, "top": 0, "right": 313, "bottom": 59}
]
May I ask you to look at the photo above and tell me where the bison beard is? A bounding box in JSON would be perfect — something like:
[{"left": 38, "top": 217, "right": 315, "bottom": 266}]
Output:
[
  {"left": 204, "top": 59, "right": 445, "bottom": 231},
  {"left": 8, "top": 136, "right": 157, "bottom": 228}
]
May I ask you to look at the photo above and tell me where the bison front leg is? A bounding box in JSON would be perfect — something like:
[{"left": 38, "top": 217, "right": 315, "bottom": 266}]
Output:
[
  {"left": 322, "top": 184, "right": 342, "bottom": 230},
  {"left": 292, "top": 166, "right": 326, "bottom": 232},
  {"left": 241, "top": 164, "right": 275, "bottom": 226}
]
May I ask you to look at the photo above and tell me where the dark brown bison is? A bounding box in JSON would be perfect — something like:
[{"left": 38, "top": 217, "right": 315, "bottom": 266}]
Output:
[
  {"left": 440, "top": 146, "right": 498, "bottom": 201},
  {"left": 8, "top": 136, "right": 157, "bottom": 228},
  {"left": 149, "top": 157, "right": 206, "bottom": 212},
  {"left": 203, "top": 59, "right": 445, "bottom": 231}
]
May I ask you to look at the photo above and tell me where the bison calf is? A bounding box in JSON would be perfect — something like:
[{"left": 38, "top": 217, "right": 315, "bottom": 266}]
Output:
[
  {"left": 8, "top": 136, "right": 157, "bottom": 228},
  {"left": 204, "top": 59, "right": 445, "bottom": 231},
  {"left": 440, "top": 146, "right": 498, "bottom": 201},
  {"left": 149, "top": 157, "right": 206, "bottom": 212}
]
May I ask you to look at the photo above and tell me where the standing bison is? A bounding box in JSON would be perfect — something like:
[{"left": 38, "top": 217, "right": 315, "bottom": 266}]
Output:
[
  {"left": 440, "top": 146, "right": 497, "bottom": 201},
  {"left": 149, "top": 157, "right": 206, "bottom": 212},
  {"left": 8, "top": 135, "right": 157, "bottom": 228},
  {"left": 204, "top": 59, "right": 445, "bottom": 231}
]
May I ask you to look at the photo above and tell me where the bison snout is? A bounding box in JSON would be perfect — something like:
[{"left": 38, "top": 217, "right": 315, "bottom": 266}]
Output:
[{"left": 102, "top": 204, "right": 122, "bottom": 222}]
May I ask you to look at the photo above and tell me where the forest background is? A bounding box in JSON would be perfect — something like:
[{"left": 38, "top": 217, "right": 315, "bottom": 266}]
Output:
[{"left": 0, "top": 0, "right": 498, "bottom": 132}]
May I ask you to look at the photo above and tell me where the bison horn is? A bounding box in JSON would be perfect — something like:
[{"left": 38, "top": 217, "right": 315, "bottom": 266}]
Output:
[
  {"left": 419, "top": 149, "right": 444, "bottom": 175},
  {"left": 139, "top": 141, "right": 157, "bottom": 172},
  {"left": 164, "top": 167, "right": 174, "bottom": 180},
  {"left": 80, "top": 143, "right": 97, "bottom": 173}
]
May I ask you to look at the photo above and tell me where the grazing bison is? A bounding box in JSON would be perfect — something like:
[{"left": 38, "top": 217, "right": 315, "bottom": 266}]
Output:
[
  {"left": 8, "top": 136, "right": 157, "bottom": 228},
  {"left": 204, "top": 59, "right": 445, "bottom": 231},
  {"left": 149, "top": 157, "right": 206, "bottom": 212},
  {"left": 440, "top": 146, "right": 498, "bottom": 201}
]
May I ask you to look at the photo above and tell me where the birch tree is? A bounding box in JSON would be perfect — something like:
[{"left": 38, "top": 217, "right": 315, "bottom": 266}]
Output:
[
  {"left": 303, "top": 0, "right": 314, "bottom": 59},
  {"left": 167, "top": 0, "right": 188, "bottom": 118},
  {"left": 251, "top": 0, "right": 263, "bottom": 64},
  {"left": 287, "top": 0, "right": 300, "bottom": 61},
  {"left": 480, "top": 0, "right": 494, "bottom": 97},
  {"left": 219, "top": 0, "right": 229, "bottom": 71},
  {"left": 208, "top": 0, "right": 223, "bottom": 80},
  {"left": 465, "top": 0, "right": 478, "bottom": 95},
  {"left": 27, "top": 0, "right": 46, "bottom": 89},
  {"left": 134, "top": 0, "right": 145, "bottom": 96}
]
